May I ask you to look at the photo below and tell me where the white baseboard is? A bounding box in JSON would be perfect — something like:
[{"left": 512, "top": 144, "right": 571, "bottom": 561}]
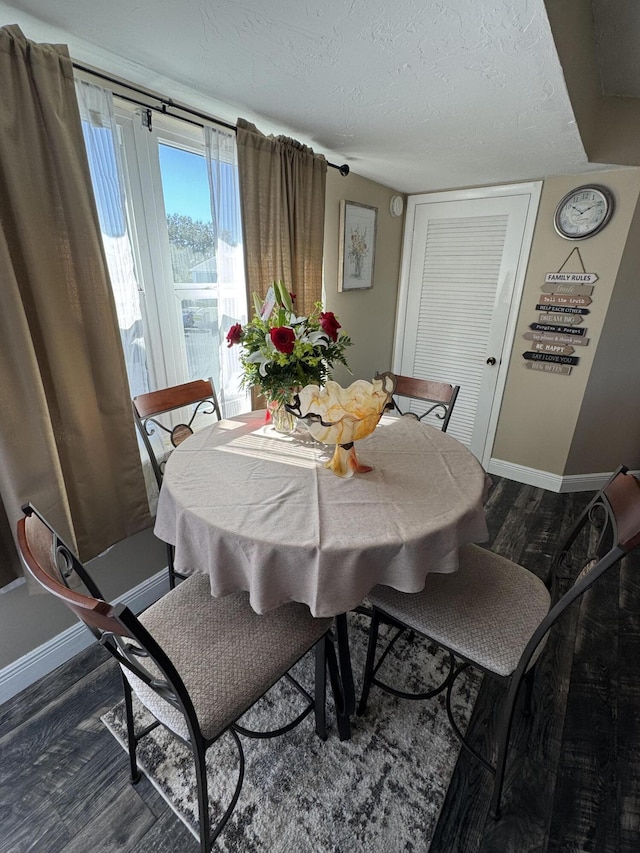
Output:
[
  {"left": 487, "top": 459, "right": 563, "bottom": 492},
  {"left": 0, "top": 569, "right": 168, "bottom": 706},
  {"left": 487, "top": 459, "right": 635, "bottom": 493},
  {"left": 0, "top": 577, "right": 26, "bottom": 595}
]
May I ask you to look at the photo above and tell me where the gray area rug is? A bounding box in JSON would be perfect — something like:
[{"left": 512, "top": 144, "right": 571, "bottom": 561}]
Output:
[{"left": 102, "top": 612, "right": 481, "bottom": 851}]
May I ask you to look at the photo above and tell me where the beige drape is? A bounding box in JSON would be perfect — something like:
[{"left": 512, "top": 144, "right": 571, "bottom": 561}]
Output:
[
  {"left": 236, "top": 118, "right": 327, "bottom": 317},
  {"left": 0, "top": 25, "right": 151, "bottom": 581}
]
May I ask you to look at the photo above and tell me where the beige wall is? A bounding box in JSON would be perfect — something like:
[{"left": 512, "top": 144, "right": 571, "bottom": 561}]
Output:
[
  {"left": 492, "top": 167, "right": 640, "bottom": 475},
  {"left": 323, "top": 170, "right": 405, "bottom": 385},
  {"left": 544, "top": 0, "right": 640, "bottom": 168},
  {"left": 0, "top": 527, "right": 166, "bottom": 671},
  {"left": 322, "top": 164, "right": 640, "bottom": 480},
  {"left": 543, "top": 0, "right": 602, "bottom": 160},
  {"left": 565, "top": 197, "right": 640, "bottom": 474}
]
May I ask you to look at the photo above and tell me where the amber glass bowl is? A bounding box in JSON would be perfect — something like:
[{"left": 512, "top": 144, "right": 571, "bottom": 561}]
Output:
[{"left": 286, "top": 374, "right": 396, "bottom": 477}]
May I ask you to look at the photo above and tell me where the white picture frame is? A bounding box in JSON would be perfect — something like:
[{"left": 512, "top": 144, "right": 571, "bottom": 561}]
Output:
[{"left": 338, "top": 200, "right": 377, "bottom": 291}]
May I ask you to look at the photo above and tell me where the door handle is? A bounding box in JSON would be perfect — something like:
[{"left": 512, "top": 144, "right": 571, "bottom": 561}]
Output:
[{"left": 486, "top": 357, "right": 497, "bottom": 366}]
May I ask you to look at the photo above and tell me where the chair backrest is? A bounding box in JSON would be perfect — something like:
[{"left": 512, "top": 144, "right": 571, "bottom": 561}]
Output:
[
  {"left": 518, "top": 466, "right": 640, "bottom": 679},
  {"left": 132, "top": 377, "right": 221, "bottom": 487},
  {"left": 17, "top": 505, "right": 200, "bottom": 739},
  {"left": 376, "top": 371, "right": 460, "bottom": 432}
]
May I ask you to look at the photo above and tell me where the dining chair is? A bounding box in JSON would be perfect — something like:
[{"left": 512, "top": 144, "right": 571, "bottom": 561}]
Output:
[
  {"left": 17, "top": 504, "right": 339, "bottom": 853},
  {"left": 132, "top": 377, "right": 222, "bottom": 587},
  {"left": 357, "top": 465, "right": 640, "bottom": 819},
  {"left": 375, "top": 371, "right": 459, "bottom": 432}
]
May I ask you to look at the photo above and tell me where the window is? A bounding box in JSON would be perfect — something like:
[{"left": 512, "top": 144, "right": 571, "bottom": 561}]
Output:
[{"left": 76, "top": 80, "right": 249, "bottom": 417}]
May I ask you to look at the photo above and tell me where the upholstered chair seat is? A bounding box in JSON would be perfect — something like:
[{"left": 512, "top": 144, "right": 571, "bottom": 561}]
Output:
[
  {"left": 367, "top": 544, "right": 551, "bottom": 678},
  {"left": 127, "top": 574, "right": 332, "bottom": 741}
]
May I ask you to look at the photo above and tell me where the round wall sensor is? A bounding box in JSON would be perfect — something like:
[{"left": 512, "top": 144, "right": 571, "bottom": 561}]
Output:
[{"left": 390, "top": 195, "right": 404, "bottom": 217}]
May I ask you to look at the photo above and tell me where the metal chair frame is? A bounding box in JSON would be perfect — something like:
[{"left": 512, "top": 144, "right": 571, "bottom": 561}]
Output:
[
  {"left": 132, "top": 378, "right": 222, "bottom": 588},
  {"left": 375, "top": 371, "right": 460, "bottom": 432},
  {"left": 18, "top": 504, "right": 338, "bottom": 852},
  {"left": 358, "top": 465, "right": 640, "bottom": 818}
]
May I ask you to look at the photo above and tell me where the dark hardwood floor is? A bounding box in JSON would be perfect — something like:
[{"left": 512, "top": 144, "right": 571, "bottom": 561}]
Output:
[{"left": 1, "top": 477, "right": 638, "bottom": 852}]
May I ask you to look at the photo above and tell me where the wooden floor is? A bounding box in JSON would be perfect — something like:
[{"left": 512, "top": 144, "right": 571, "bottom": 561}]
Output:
[{"left": 1, "top": 477, "right": 638, "bottom": 852}]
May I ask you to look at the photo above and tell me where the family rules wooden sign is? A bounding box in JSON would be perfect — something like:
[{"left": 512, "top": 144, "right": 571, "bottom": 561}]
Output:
[{"left": 522, "top": 249, "right": 595, "bottom": 376}]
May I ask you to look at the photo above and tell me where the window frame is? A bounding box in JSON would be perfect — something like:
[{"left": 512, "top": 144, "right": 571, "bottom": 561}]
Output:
[{"left": 115, "top": 102, "right": 222, "bottom": 391}]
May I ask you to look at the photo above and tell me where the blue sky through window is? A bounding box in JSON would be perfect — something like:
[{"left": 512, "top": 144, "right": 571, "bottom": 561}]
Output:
[{"left": 159, "top": 144, "right": 212, "bottom": 223}]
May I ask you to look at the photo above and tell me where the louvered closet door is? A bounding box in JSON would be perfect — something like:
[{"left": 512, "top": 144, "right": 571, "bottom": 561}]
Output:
[{"left": 395, "top": 185, "right": 540, "bottom": 464}]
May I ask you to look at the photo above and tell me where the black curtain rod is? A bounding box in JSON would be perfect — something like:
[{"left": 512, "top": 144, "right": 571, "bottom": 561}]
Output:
[{"left": 72, "top": 61, "right": 350, "bottom": 176}]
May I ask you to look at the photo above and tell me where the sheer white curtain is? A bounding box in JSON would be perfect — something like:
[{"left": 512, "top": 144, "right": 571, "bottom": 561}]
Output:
[
  {"left": 204, "top": 126, "right": 249, "bottom": 417},
  {"left": 74, "top": 80, "right": 149, "bottom": 398}
]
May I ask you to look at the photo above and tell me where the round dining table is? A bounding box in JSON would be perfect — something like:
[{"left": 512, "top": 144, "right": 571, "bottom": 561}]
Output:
[{"left": 154, "top": 409, "right": 490, "bottom": 738}]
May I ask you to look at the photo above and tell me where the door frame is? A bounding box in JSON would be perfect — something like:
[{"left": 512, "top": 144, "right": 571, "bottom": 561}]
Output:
[{"left": 393, "top": 181, "right": 542, "bottom": 468}]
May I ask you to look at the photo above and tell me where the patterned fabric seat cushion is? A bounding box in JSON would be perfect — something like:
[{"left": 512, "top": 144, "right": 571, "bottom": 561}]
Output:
[
  {"left": 124, "top": 574, "right": 331, "bottom": 741},
  {"left": 367, "top": 544, "right": 551, "bottom": 678}
]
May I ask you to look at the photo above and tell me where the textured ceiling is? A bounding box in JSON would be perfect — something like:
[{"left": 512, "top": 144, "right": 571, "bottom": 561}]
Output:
[{"left": 0, "top": 0, "right": 625, "bottom": 192}]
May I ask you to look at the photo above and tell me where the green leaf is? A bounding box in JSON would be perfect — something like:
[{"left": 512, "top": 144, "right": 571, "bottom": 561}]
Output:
[
  {"left": 282, "top": 288, "right": 293, "bottom": 313},
  {"left": 252, "top": 292, "right": 263, "bottom": 317},
  {"left": 275, "top": 280, "right": 293, "bottom": 312}
]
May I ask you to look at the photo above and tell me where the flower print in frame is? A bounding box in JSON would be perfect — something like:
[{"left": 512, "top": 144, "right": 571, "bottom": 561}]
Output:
[{"left": 338, "top": 200, "right": 377, "bottom": 291}]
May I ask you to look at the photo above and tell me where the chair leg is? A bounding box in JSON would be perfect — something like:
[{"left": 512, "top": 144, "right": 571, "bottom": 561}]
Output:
[
  {"left": 314, "top": 636, "right": 328, "bottom": 741},
  {"left": 324, "top": 632, "right": 348, "bottom": 739},
  {"left": 357, "top": 608, "right": 382, "bottom": 716},
  {"left": 334, "top": 614, "right": 355, "bottom": 740},
  {"left": 121, "top": 673, "right": 141, "bottom": 784},
  {"left": 490, "top": 677, "right": 522, "bottom": 820},
  {"left": 522, "top": 666, "right": 535, "bottom": 718},
  {"left": 166, "top": 542, "right": 177, "bottom": 590},
  {"left": 193, "top": 740, "right": 211, "bottom": 852}
]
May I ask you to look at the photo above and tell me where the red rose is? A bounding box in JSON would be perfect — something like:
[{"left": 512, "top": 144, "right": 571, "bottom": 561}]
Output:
[
  {"left": 226, "top": 323, "right": 243, "bottom": 347},
  {"left": 270, "top": 326, "right": 296, "bottom": 354},
  {"left": 319, "top": 311, "right": 341, "bottom": 342}
]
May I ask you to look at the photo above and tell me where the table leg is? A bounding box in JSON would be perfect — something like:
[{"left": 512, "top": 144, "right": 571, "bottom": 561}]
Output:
[{"left": 332, "top": 613, "right": 355, "bottom": 741}]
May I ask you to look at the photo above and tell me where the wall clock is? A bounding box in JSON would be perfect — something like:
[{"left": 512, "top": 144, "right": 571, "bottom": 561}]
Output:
[
  {"left": 554, "top": 184, "right": 614, "bottom": 240},
  {"left": 390, "top": 195, "right": 404, "bottom": 217}
]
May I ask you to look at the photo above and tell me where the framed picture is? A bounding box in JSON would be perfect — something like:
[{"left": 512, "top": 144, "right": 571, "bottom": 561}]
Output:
[{"left": 338, "top": 200, "right": 377, "bottom": 291}]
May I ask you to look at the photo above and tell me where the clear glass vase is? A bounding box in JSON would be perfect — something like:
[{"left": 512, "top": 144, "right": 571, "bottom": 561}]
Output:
[{"left": 266, "top": 398, "right": 297, "bottom": 434}]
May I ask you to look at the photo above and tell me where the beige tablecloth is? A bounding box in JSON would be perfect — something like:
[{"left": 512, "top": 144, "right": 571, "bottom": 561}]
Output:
[{"left": 154, "top": 411, "right": 490, "bottom": 617}]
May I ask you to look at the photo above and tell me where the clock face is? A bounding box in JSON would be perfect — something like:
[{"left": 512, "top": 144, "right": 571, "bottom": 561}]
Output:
[{"left": 554, "top": 185, "right": 613, "bottom": 240}]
